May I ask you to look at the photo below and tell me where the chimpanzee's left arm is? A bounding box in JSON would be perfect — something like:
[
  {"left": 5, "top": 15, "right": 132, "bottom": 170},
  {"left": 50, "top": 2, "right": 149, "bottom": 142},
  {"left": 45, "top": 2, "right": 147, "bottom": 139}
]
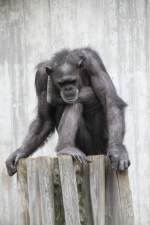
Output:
[{"left": 81, "top": 48, "right": 130, "bottom": 171}]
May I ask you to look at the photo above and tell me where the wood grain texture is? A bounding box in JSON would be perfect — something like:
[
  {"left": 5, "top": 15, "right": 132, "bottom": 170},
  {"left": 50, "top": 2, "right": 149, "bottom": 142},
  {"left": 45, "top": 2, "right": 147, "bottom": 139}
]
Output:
[
  {"left": 76, "top": 162, "right": 93, "bottom": 225},
  {"left": 27, "top": 158, "right": 42, "bottom": 225},
  {"left": 105, "top": 158, "right": 135, "bottom": 225},
  {"left": 27, "top": 157, "right": 55, "bottom": 225},
  {"left": 89, "top": 155, "right": 105, "bottom": 225},
  {"left": 58, "top": 156, "right": 81, "bottom": 225},
  {"left": 105, "top": 159, "right": 122, "bottom": 225},
  {"left": 116, "top": 171, "right": 134, "bottom": 225},
  {"left": 17, "top": 159, "right": 29, "bottom": 225},
  {"left": 17, "top": 156, "right": 134, "bottom": 225},
  {"left": 36, "top": 157, "right": 55, "bottom": 225}
]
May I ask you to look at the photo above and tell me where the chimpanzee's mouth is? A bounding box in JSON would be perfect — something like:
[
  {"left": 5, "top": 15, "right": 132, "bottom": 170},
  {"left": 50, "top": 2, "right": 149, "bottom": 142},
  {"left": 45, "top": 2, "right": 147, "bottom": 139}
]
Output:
[{"left": 60, "top": 89, "right": 79, "bottom": 104}]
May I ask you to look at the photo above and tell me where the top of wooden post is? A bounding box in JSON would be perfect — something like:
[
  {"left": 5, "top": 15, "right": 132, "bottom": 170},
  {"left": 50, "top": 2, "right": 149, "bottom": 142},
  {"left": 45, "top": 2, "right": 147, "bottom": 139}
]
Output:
[{"left": 17, "top": 155, "right": 134, "bottom": 225}]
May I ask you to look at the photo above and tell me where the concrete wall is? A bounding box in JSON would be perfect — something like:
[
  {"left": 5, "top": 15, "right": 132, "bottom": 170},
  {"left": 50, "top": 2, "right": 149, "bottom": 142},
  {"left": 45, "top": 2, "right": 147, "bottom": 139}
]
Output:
[{"left": 0, "top": 0, "right": 150, "bottom": 224}]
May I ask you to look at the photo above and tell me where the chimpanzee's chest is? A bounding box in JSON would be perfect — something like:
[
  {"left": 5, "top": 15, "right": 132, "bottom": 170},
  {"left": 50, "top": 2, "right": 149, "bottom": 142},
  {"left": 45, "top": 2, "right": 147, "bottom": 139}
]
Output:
[{"left": 82, "top": 100, "right": 105, "bottom": 131}]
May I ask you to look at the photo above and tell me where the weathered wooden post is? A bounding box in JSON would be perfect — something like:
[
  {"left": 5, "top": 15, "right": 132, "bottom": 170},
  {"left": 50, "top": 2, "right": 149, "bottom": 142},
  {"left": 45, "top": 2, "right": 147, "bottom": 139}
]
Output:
[{"left": 17, "top": 156, "right": 134, "bottom": 225}]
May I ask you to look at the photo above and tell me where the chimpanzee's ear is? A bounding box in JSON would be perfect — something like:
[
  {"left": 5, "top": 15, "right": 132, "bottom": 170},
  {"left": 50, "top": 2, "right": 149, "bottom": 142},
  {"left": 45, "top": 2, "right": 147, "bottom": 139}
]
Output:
[
  {"left": 45, "top": 66, "right": 53, "bottom": 104},
  {"left": 77, "top": 56, "right": 85, "bottom": 68},
  {"left": 45, "top": 66, "right": 53, "bottom": 75}
]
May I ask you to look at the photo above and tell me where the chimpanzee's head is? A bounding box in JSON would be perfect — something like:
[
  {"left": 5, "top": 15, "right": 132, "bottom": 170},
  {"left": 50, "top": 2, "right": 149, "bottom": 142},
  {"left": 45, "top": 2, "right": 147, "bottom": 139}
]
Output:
[{"left": 46, "top": 57, "right": 84, "bottom": 104}]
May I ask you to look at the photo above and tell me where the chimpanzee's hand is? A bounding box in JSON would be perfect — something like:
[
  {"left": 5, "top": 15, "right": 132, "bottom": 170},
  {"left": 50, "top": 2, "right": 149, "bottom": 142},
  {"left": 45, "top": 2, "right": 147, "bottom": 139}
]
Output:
[
  {"left": 79, "top": 50, "right": 94, "bottom": 68},
  {"left": 57, "top": 147, "right": 89, "bottom": 165},
  {"left": 68, "top": 49, "right": 92, "bottom": 69},
  {"left": 107, "top": 144, "right": 131, "bottom": 171},
  {"left": 6, "top": 149, "right": 26, "bottom": 176}
]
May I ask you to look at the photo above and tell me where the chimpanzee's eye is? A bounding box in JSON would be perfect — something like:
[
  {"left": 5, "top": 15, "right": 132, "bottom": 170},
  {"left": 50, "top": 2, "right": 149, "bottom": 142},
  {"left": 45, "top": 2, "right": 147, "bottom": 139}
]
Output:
[
  {"left": 69, "top": 80, "right": 76, "bottom": 85},
  {"left": 58, "top": 81, "right": 65, "bottom": 87},
  {"left": 58, "top": 79, "right": 76, "bottom": 87}
]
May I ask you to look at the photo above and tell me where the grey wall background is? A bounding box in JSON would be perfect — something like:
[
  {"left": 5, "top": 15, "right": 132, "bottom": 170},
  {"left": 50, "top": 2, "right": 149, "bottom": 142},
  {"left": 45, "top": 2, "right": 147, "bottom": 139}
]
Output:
[{"left": 0, "top": 0, "right": 150, "bottom": 224}]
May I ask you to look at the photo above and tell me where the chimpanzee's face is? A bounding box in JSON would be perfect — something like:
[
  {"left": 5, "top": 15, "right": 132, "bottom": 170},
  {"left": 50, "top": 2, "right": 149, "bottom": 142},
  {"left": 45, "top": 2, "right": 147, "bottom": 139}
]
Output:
[{"left": 52, "top": 63, "right": 81, "bottom": 104}]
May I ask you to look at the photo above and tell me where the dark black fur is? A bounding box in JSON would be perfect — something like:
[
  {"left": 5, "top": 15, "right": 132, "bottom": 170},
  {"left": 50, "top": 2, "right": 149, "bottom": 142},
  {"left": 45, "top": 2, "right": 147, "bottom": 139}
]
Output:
[{"left": 6, "top": 47, "right": 130, "bottom": 176}]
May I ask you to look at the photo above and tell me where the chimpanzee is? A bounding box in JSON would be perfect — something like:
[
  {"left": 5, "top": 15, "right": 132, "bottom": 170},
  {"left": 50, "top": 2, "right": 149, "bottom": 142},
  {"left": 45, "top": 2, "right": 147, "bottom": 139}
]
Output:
[{"left": 6, "top": 47, "right": 130, "bottom": 176}]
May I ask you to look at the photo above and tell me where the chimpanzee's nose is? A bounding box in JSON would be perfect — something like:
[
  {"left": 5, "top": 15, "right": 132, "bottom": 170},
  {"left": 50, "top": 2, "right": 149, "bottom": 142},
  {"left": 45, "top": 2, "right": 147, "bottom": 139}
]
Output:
[{"left": 65, "top": 86, "right": 72, "bottom": 91}]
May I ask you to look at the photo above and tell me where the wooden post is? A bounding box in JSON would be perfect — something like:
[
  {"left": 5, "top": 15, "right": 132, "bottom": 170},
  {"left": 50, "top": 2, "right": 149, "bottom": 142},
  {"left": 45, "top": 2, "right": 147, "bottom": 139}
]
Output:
[
  {"left": 89, "top": 156, "right": 105, "bottom": 225},
  {"left": 105, "top": 158, "right": 134, "bottom": 225},
  {"left": 27, "top": 158, "right": 55, "bottom": 225},
  {"left": 58, "top": 156, "right": 81, "bottom": 225},
  {"left": 17, "top": 156, "right": 135, "bottom": 225},
  {"left": 17, "top": 160, "right": 29, "bottom": 225}
]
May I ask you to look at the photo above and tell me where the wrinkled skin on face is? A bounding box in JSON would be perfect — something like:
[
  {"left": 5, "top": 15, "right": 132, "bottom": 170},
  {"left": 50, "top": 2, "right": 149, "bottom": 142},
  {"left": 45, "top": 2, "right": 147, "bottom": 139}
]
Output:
[
  {"left": 60, "top": 89, "right": 79, "bottom": 104},
  {"left": 51, "top": 63, "right": 81, "bottom": 104}
]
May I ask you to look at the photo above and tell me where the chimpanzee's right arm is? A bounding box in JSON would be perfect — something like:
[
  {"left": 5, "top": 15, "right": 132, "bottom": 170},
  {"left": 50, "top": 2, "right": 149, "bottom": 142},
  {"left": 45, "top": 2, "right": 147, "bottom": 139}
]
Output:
[{"left": 6, "top": 68, "right": 56, "bottom": 176}]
